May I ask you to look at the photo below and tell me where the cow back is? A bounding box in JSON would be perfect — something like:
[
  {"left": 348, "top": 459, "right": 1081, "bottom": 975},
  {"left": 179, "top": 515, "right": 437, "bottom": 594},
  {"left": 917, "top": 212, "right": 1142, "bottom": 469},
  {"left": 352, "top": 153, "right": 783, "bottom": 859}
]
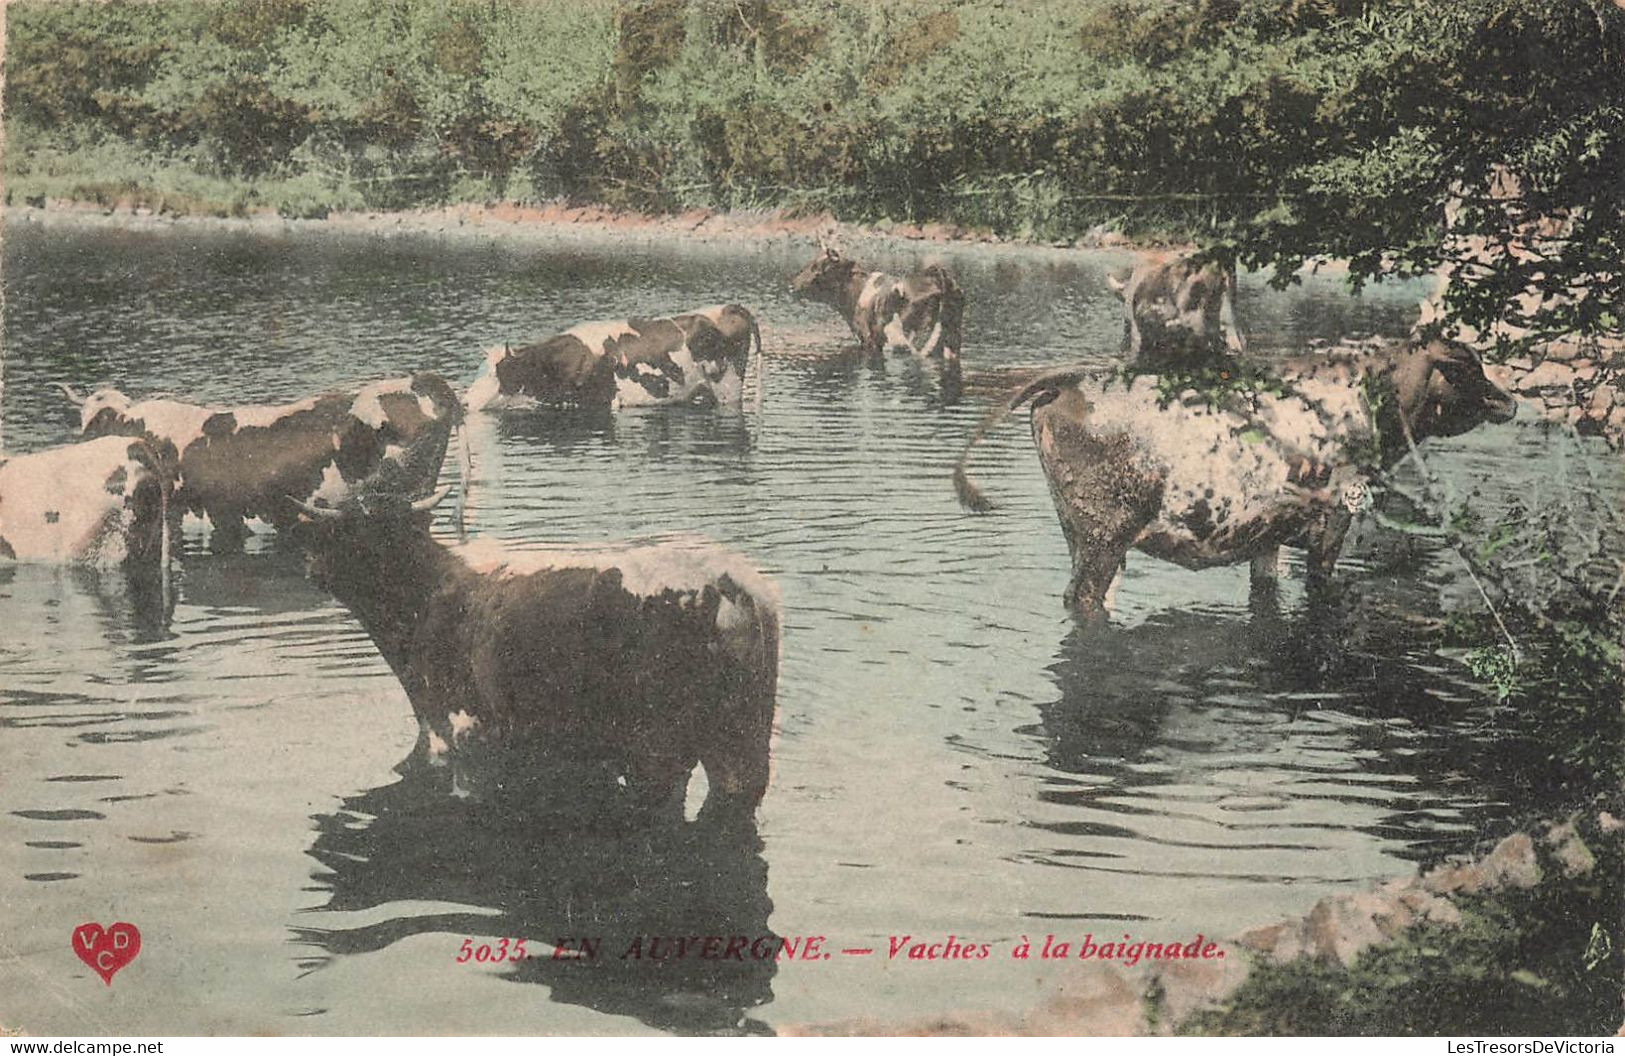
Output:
[{"left": 0, "top": 435, "right": 175, "bottom": 567}]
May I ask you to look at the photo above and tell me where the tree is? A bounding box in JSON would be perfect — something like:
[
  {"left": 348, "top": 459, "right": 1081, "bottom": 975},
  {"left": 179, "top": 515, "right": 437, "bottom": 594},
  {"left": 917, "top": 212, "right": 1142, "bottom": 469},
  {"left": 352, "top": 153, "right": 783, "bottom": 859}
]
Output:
[{"left": 1227, "top": 0, "right": 1624, "bottom": 354}]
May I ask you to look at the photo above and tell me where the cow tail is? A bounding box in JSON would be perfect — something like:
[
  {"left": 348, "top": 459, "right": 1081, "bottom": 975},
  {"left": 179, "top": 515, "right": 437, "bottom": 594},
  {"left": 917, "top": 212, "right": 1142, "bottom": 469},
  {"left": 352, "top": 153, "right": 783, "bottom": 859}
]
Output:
[
  {"left": 750, "top": 311, "right": 766, "bottom": 418},
  {"left": 952, "top": 366, "right": 1095, "bottom": 513},
  {"left": 921, "top": 265, "right": 965, "bottom": 360},
  {"left": 1222, "top": 266, "right": 1246, "bottom": 354}
]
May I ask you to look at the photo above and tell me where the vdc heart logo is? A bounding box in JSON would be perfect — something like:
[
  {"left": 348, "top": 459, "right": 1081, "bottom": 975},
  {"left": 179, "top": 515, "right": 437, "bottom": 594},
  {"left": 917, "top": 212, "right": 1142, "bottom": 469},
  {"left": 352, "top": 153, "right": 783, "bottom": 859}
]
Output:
[{"left": 72, "top": 922, "right": 141, "bottom": 985}]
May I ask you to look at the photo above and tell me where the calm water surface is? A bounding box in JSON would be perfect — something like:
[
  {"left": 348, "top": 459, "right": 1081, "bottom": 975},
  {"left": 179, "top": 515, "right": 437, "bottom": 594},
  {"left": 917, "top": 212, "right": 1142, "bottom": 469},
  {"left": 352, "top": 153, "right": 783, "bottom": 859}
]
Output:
[{"left": 0, "top": 216, "right": 1577, "bottom": 1033}]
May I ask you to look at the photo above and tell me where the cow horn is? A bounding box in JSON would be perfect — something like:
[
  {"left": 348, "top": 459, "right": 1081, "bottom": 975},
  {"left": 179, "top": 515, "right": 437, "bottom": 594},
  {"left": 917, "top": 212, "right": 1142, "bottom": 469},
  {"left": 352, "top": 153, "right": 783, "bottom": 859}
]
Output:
[
  {"left": 54, "top": 382, "right": 87, "bottom": 407},
  {"left": 287, "top": 496, "right": 343, "bottom": 520},
  {"left": 412, "top": 485, "right": 453, "bottom": 512}
]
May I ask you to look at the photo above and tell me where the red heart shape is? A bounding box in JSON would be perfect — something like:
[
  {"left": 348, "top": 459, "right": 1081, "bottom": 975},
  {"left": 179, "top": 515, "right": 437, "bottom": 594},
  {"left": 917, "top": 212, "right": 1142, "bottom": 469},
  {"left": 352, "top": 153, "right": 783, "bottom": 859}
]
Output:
[{"left": 71, "top": 922, "right": 141, "bottom": 985}]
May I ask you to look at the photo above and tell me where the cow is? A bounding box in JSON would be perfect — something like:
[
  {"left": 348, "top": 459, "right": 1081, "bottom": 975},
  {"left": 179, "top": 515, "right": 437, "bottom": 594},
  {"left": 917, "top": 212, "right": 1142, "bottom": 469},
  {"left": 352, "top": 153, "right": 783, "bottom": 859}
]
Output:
[
  {"left": 466, "top": 305, "right": 765, "bottom": 413},
  {"left": 59, "top": 374, "right": 463, "bottom": 549},
  {"left": 0, "top": 434, "right": 179, "bottom": 571},
  {"left": 286, "top": 483, "right": 780, "bottom": 823},
  {"left": 1106, "top": 251, "right": 1245, "bottom": 373},
  {"left": 789, "top": 246, "right": 964, "bottom": 388},
  {"left": 953, "top": 338, "right": 1518, "bottom": 618}
]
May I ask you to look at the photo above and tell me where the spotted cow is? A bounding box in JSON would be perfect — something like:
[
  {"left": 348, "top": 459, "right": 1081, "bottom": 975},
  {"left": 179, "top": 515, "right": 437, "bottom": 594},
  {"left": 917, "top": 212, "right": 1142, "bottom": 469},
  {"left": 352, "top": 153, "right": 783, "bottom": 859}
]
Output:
[
  {"left": 61, "top": 374, "right": 462, "bottom": 548},
  {"left": 0, "top": 435, "right": 179, "bottom": 570},
  {"left": 466, "top": 305, "right": 764, "bottom": 413},
  {"left": 289, "top": 485, "right": 780, "bottom": 821},
  {"left": 1106, "top": 251, "right": 1245, "bottom": 373},
  {"left": 789, "top": 247, "right": 964, "bottom": 387},
  {"left": 953, "top": 338, "right": 1517, "bottom": 617}
]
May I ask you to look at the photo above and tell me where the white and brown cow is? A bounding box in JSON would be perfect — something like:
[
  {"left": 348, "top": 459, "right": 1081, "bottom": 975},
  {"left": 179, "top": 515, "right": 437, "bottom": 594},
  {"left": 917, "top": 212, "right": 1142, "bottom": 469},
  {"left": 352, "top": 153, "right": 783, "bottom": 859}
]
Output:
[
  {"left": 60, "top": 374, "right": 462, "bottom": 548},
  {"left": 954, "top": 338, "right": 1517, "bottom": 618},
  {"left": 0, "top": 435, "right": 179, "bottom": 570},
  {"left": 789, "top": 247, "right": 964, "bottom": 386},
  {"left": 288, "top": 486, "right": 780, "bottom": 822},
  {"left": 1106, "top": 251, "right": 1245, "bottom": 373},
  {"left": 466, "top": 305, "right": 764, "bottom": 413}
]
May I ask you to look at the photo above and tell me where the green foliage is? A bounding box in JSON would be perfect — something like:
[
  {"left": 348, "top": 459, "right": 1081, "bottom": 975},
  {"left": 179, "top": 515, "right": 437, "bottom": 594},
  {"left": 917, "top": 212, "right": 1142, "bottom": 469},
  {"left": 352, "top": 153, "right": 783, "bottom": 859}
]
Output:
[
  {"left": 1407, "top": 427, "right": 1625, "bottom": 794},
  {"left": 1226, "top": 1, "right": 1625, "bottom": 350},
  {"left": 1463, "top": 645, "right": 1518, "bottom": 704},
  {"left": 1152, "top": 362, "right": 1295, "bottom": 414}
]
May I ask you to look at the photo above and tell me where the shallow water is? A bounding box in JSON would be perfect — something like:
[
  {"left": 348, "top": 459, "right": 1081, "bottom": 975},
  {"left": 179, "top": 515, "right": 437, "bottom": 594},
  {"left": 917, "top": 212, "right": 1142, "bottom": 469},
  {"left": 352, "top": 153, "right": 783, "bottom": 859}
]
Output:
[{"left": 0, "top": 217, "right": 1585, "bottom": 1034}]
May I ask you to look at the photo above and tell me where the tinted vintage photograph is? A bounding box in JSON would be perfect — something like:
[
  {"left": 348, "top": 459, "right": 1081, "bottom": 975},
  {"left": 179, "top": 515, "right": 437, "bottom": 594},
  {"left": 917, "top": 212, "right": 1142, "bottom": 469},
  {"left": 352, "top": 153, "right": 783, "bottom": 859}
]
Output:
[{"left": 0, "top": 0, "right": 1620, "bottom": 1038}]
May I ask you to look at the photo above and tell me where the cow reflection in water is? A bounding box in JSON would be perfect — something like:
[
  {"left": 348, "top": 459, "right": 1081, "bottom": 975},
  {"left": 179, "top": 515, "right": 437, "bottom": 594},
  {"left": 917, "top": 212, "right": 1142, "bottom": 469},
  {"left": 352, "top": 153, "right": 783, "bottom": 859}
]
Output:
[
  {"left": 296, "top": 775, "right": 777, "bottom": 1035},
  {"left": 1026, "top": 608, "right": 1505, "bottom": 859},
  {"left": 1032, "top": 612, "right": 1302, "bottom": 776}
]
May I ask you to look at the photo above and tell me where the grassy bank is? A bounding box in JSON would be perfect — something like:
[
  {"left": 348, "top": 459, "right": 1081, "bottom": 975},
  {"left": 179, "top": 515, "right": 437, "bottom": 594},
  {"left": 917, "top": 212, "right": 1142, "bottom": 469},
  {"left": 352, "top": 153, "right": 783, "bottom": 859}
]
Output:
[{"left": 5, "top": 0, "right": 1256, "bottom": 238}]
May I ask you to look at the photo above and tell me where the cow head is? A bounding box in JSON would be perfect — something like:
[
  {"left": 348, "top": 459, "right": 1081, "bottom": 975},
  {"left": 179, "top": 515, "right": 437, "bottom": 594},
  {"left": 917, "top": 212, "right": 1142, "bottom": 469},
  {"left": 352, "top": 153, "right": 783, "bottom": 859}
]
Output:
[
  {"left": 1390, "top": 339, "right": 1518, "bottom": 446},
  {"left": 790, "top": 247, "right": 859, "bottom": 301},
  {"left": 57, "top": 384, "right": 138, "bottom": 437},
  {"left": 287, "top": 478, "right": 451, "bottom": 584}
]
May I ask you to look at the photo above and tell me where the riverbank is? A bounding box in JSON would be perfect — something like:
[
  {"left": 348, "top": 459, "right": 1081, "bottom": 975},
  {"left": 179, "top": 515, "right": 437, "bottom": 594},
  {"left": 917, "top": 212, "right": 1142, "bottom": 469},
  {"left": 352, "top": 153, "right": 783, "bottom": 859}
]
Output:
[{"left": 2, "top": 194, "right": 1159, "bottom": 260}]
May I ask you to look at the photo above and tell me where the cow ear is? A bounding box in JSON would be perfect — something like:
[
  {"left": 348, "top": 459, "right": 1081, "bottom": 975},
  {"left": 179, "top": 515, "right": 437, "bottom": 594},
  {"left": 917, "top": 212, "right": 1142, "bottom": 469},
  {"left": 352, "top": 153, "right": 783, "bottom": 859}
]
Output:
[
  {"left": 1422, "top": 341, "right": 1484, "bottom": 381},
  {"left": 1105, "top": 272, "right": 1127, "bottom": 298}
]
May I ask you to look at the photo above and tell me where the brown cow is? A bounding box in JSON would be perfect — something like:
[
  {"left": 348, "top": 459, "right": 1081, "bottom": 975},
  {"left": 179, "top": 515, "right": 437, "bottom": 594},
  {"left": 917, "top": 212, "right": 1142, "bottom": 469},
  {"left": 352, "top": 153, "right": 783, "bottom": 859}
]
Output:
[
  {"left": 288, "top": 485, "right": 781, "bottom": 821},
  {"left": 954, "top": 338, "right": 1517, "bottom": 618},
  {"left": 61, "top": 374, "right": 461, "bottom": 548},
  {"left": 790, "top": 247, "right": 964, "bottom": 389},
  {"left": 1106, "top": 251, "right": 1245, "bottom": 372},
  {"left": 467, "top": 305, "right": 764, "bottom": 412}
]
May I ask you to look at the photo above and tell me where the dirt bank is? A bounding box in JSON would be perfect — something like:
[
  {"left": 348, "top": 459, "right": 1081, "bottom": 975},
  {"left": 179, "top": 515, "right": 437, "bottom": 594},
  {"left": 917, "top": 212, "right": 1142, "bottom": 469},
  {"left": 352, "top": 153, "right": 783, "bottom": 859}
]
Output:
[{"left": 3, "top": 196, "right": 1156, "bottom": 264}]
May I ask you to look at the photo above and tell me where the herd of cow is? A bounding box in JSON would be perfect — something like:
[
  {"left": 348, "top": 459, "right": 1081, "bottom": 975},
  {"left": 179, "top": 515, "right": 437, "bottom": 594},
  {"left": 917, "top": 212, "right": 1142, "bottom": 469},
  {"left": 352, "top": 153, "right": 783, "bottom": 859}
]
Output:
[{"left": 1, "top": 242, "right": 1522, "bottom": 821}]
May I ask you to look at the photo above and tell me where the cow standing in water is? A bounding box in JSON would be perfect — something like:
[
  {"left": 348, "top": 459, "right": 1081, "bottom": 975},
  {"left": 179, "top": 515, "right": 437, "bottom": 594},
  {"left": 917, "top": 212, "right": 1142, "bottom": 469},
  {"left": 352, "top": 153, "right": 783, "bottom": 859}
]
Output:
[
  {"left": 0, "top": 435, "right": 179, "bottom": 571},
  {"left": 790, "top": 246, "right": 964, "bottom": 396},
  {"left": 954, "top": 338, "right": 1517, "bottom": 618},
  {"left": 466, "top": 305, "right": 764, "bottom": 412},
  {"left": 288, "top": 484, "right": 781, "bottom": 823},
  {"left": 1107, "top": 251, "right": 1245, "bottom": 373},
  {"left": 60, "top": 374, "right": 462, "bottom": 549}
]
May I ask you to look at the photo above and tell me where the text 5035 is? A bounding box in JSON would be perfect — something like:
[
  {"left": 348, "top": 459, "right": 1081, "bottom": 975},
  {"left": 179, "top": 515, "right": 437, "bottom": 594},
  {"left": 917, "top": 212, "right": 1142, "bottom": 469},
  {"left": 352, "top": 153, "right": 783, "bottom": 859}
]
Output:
[{"left": 455, "top": 937, "right": 528, "bottom": 963}]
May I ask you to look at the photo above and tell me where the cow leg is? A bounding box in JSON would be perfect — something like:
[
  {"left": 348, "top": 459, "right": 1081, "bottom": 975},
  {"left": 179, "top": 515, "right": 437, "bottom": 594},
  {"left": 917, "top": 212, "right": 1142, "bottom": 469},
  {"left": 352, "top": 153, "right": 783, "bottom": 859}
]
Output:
[
  {"left": 698, "top": 702, "right": 774, "bottom": 827},
  {"left": 1249, "top": 547, "right": 1281, "bottom": 584},
  {"left": 1305, "top": 506, "right": 1354, "bottom": 594},
  {"left": 207, "top": 509, "right": 249, "bottom": 552},
  {"left": 623, "top": 752, "right": 693, "bottom": 828},
  {"left": 1032, "top": 394, "right": 1161, "bottom": 621},
  {"left": 1247, "top": 548, "right": 1282, "bottom": 619},
  {"left": 1246, "top": 545, "right": 1284, "bottom": 614},
  {"left": 938, "top": 353, "right": 963, "bottom": 405},
  {"left": 394, "top": 718, "right": 435, "bottom": 774},
  {"left": 1063, "top": 541, "right": 1134, "bottom": 622}
]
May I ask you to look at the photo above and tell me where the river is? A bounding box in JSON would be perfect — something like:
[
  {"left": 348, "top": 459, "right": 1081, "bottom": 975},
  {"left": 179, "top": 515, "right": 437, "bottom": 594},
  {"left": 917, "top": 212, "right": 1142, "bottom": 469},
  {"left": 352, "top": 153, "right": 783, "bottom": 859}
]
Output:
[{"left": 0, "top": 214, "right": 1573, "bottom": 1034}]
